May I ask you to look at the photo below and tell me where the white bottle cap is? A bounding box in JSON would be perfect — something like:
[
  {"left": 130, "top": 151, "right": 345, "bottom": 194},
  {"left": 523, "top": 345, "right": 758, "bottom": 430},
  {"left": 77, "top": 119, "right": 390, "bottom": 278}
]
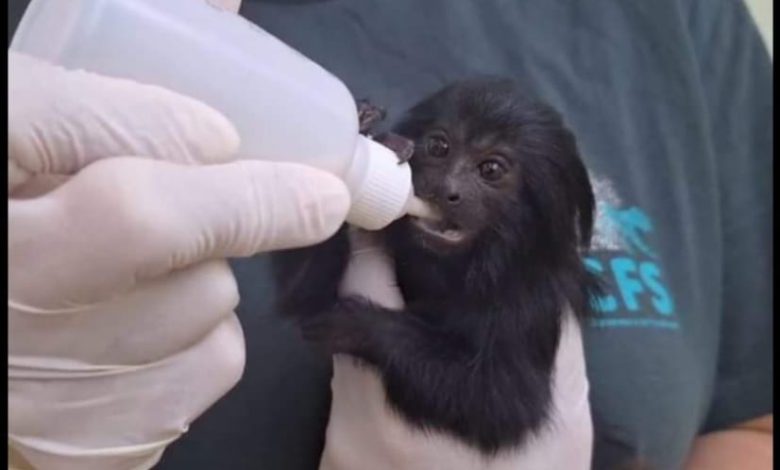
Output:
[{"left": 346, "top": 138, "right": 414, "bottom": 230}]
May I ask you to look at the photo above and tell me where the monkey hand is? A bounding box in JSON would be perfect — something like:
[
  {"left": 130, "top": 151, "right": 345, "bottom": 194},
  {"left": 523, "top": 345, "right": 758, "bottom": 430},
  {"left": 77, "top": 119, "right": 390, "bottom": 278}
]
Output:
[
  {"left": 8, "top": 51, "right": 349, "bottom": 470},
  {"left": 299, "top": 297, "right": 390, "bottom": 357},
  {"left": 297, "top": 221, "right": 403, "bottom": 354}
]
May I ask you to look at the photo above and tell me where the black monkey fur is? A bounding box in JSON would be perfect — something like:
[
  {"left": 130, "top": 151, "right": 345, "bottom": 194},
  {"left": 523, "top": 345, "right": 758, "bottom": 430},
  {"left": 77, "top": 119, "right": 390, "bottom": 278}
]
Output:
[{"left": 272, "top": 77, "right": 600, "bottom": 455}]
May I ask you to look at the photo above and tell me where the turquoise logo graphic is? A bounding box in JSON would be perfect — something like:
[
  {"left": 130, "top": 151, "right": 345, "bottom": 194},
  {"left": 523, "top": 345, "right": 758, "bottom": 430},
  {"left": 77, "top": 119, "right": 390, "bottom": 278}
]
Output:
[{"left": 584, "top": 176, "right": 678, "bottom": 330}]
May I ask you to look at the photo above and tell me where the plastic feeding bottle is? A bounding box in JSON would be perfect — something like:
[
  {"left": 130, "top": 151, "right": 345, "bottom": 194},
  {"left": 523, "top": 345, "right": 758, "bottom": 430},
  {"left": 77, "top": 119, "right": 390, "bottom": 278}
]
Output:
[{"left": 10, "top": 0, "right": 431, "bottom": 230}]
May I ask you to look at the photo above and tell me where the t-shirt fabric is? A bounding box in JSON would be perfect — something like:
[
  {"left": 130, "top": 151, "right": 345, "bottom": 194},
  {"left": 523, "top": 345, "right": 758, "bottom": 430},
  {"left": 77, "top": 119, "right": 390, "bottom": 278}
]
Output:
[{"left": 8, "top": 0, "right": 772, "bottom": 469}]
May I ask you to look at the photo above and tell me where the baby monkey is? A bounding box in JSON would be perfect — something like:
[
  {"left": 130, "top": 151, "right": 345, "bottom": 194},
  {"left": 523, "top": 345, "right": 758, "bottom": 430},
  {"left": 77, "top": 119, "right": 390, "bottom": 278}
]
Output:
[{"left": 272, "top": 77, "right": 599, "bottom": 455}]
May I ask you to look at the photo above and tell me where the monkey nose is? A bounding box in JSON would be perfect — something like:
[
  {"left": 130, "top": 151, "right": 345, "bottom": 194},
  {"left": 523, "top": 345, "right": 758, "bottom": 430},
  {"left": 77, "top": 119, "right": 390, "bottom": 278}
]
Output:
[{"left": 446, "top": 192, "right": 462, "bottom": 205}]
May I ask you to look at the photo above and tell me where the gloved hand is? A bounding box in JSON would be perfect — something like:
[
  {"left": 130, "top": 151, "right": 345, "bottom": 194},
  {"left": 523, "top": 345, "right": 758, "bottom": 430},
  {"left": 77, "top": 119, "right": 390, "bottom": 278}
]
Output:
[
  {"left": 8, "top": 48, "right": 350, "bottom": 470},
  {"left": 319, "top": 229, "right": 593, "bottom": 470}
]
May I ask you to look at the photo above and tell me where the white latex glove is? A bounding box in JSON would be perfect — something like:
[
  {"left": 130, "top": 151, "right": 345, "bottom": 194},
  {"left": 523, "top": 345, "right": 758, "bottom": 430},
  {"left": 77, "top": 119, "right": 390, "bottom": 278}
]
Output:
[
  {"left": 8, "top": 50, "right": 350, "bottom": 470},
  {"left": 319, "top": 229, "right": 593, "bottom": 470}
]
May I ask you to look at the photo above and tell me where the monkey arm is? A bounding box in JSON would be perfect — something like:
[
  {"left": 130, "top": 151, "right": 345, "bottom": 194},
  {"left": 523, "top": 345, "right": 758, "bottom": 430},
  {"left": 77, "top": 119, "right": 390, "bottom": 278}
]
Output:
[
  {"left": 270, "top": 225, "right": 350, "bottom": 318},
  {"left": 299, "top": 297, "right": 470, "bottom": 364},
  {"left": 299, "top": 297, "right": 551, "bottom": 452}
]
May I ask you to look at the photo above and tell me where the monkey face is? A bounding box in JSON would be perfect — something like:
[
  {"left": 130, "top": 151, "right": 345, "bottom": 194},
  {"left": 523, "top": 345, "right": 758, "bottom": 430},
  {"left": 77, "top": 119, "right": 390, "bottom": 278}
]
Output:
[
  {"left": 404, "top": 126, "right": 522, "bottom": 255},
  {"left": 393, "top": 77, "right": 595, "bottom": 260}
]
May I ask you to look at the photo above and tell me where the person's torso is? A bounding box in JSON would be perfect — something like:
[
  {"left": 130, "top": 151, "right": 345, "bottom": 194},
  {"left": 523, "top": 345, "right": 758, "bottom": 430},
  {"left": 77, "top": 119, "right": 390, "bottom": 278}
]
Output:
[{"left": 160, "top": 1, "right": 726, "bottom": 468}]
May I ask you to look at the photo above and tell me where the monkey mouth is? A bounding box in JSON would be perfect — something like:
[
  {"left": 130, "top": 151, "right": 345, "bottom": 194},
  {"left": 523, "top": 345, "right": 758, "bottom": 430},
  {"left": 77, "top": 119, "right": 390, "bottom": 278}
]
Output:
[{"left": 409, "top": 216, "right": 466, "bottom": 244}]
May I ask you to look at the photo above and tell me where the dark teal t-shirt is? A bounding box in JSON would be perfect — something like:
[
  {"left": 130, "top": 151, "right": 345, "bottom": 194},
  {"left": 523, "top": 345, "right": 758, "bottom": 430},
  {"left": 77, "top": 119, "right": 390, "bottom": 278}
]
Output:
[{"left": 9, "top": 0, "right": 772, "bottom": 469}]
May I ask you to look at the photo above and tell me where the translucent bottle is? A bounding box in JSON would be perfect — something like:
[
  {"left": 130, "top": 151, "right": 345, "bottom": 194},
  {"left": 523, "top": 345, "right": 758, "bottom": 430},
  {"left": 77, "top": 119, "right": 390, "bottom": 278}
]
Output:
[{"left": 10, "top": 0, "right": 429, "bottom": 230}]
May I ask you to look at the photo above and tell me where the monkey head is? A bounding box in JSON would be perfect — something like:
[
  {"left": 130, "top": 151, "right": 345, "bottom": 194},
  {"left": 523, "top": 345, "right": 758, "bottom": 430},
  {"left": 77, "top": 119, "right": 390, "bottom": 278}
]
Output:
[{"left": 391, "top": 77, "right": 594, "bottom": 264}]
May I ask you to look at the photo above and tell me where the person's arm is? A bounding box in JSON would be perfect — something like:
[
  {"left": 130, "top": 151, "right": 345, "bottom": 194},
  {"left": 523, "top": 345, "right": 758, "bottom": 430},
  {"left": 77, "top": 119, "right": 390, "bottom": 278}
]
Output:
[
  {"left": 8, "top": 49, "right": 349, "bottom": 470},
  {"left": 684, "top": 0, "right": 773, "bottom": 466},
  {"left": 685, "top": 415, "right": 773, "bottom": 469}
]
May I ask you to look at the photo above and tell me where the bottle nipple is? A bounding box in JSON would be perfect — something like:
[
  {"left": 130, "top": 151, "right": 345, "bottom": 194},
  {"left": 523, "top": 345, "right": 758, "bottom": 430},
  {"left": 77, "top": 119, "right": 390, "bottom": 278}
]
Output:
[{"left": 405, "top": 195, "right": 440, "bottom": 220}]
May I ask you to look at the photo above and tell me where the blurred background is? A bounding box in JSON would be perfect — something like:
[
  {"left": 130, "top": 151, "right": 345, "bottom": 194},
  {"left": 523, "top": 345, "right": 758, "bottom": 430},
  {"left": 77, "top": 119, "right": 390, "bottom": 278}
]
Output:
[{"left": 6, "top": 1, "right": 775, "bottom": 56}]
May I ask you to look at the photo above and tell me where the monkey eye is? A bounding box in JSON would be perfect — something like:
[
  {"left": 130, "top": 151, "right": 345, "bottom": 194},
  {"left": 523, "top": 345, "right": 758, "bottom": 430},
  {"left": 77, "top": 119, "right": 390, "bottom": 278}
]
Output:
[
  {"left": 478, "top": 160, "right": 507, "bottom": 181},
  {"left": 425, "top": 135, "right": 449, "bottom": 158}
]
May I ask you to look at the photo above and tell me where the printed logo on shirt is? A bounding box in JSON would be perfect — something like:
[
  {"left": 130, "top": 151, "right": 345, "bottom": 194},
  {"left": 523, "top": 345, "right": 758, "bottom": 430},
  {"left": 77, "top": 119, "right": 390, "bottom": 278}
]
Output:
[{"left": 584, "top": 174, "right": 679, "bottom": 330}]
